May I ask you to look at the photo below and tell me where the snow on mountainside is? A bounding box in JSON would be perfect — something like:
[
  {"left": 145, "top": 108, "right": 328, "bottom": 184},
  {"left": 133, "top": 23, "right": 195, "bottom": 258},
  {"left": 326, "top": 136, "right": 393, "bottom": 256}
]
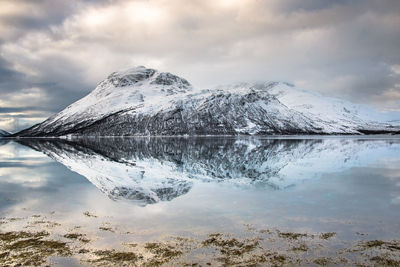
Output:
[
  {"left": 0, "top": 129, "right": 10, "bottom": 137},
  {"left": 15, "top": 66, "right": 400, "bottom": 136}
]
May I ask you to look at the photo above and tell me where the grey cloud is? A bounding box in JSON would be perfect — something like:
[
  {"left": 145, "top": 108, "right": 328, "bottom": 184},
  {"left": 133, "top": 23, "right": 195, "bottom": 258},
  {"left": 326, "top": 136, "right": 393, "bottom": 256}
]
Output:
[
  {"left": 0, "top": 57, "right": 27, "bottom": 93},
  {"left": 0, "top": 0, "right": 112, "bottom": 42},
  {"left": 0, "top": 107, "right": 43, "bottom": 113},
  {"left": 0, "top": 0, "right": 399, "bottom": 132},
  {"left": 0, "top": 56, "right": 89, "bottom": 112}
]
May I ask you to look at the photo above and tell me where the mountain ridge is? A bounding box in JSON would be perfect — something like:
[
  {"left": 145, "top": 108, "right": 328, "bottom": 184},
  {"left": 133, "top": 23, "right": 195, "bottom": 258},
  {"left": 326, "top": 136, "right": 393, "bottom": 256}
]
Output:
[
  {"left": 13, "top": 66, "right": 400, "bottom": 137},
  {"left": 0, "top": 129, "right": 10, "bottom": 137}
]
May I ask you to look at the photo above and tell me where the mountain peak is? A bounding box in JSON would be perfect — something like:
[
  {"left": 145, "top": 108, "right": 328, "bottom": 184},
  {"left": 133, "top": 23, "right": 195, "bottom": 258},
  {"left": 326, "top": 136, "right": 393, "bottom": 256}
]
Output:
[
  {"left": 150, "top": 72, "right": 191, "bottom": 89},
  {"left": 100, "top": 66, "right": 192, "bottom": 90},
  {"left": 104, "top": 66, "right": 157, "bottom": 87}
]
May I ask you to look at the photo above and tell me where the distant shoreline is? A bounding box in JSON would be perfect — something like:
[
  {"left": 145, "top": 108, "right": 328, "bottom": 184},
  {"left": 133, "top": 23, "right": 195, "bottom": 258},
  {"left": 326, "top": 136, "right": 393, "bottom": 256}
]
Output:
[{"left": 3, "top": 134, "right": 400, "bottom": 140}]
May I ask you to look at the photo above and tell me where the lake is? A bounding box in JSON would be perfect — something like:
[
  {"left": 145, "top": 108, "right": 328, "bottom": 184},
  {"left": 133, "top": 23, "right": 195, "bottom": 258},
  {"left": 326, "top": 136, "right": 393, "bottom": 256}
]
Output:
[{"left": 1, "top": 136, "right": 400, "bottom": 266}]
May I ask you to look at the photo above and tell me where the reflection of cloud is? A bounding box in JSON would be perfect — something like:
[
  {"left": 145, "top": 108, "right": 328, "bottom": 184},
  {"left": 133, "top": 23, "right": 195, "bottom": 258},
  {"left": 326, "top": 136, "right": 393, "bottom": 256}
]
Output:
[
  {"left": 363, "top": 157, "right": 400, "bottom": 205},
  {"left": 0, "top": 142, "right": 53, "bottom": 188},
  {"left": 371, "top": 158, "right": 400, "bottom": 170}
]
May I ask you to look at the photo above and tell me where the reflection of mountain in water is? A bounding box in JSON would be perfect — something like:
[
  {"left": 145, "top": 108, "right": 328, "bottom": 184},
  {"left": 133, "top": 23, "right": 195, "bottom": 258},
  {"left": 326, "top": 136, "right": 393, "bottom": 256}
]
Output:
[
  {"left": 0, "top": 139, "right": 10, "bottom": 146},
  {"left": 17, "top": 137, "right": 400, "bottom": 206}
]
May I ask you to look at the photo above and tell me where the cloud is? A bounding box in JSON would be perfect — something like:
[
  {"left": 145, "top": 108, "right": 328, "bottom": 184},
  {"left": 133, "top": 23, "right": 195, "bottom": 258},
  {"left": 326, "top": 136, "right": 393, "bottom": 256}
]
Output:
[
  {"left": 0, "top": 107, "right": 43, "bottom": 113},
  {"left": 0, "top": 0, "right": 399, "bottom": 132}
]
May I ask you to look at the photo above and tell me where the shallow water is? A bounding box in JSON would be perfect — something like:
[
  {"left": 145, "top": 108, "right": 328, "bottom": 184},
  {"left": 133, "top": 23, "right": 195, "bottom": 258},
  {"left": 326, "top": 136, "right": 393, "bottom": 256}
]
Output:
[{"left": 1, "top": 136, "right": 400, "bottom": 266}]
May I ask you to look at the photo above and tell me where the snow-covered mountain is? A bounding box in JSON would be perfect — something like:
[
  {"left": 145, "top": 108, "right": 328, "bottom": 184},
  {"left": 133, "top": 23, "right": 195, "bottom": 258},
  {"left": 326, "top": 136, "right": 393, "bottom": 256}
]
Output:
[
  {"left": 0, "top": 129, "right": 10, "bottom": 137},
  {"left": 15, "top": 66, "right": 400, "bottom": 136},
  {"left": 17, "top": 137, "right": 400, "bottom": 205}
]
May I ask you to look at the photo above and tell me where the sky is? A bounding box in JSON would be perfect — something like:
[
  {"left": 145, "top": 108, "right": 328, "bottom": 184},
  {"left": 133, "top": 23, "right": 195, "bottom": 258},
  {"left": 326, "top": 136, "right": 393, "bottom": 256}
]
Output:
[{"left": 0, "top": 0, "right": 399, "bottom": 133}]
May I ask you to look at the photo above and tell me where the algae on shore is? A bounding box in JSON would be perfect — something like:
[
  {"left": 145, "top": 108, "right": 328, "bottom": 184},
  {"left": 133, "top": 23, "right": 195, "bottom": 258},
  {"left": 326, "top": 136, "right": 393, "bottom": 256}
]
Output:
[
  {"left": 1, "top": 215, "right": 400, "bottom": 267},
  {"left": 0, "top": 231, "right": 71, "bottom": 266}
]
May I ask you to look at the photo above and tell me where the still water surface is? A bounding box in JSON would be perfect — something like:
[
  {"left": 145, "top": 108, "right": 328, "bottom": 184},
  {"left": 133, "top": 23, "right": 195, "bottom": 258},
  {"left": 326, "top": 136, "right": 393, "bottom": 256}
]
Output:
[{"left": 1, "top": 136, "right": 400, "bottom": 265}]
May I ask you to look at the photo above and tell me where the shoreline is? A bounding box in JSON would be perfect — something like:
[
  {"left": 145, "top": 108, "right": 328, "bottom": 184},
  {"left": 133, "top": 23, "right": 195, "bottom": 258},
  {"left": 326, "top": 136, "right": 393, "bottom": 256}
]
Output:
[{"left": 1, "top": 212, "right": 399, "bottom": 266}]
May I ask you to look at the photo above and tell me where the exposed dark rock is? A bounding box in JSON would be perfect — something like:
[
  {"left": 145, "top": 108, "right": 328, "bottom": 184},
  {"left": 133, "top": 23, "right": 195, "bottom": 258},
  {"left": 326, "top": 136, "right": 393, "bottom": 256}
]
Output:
[{"left": 0, "top": 129, "right": 10, "bottom": 137}]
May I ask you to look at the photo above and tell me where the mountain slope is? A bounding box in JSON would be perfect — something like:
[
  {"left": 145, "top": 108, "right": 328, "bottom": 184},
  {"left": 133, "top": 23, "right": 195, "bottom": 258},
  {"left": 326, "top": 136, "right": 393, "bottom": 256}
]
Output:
[
  {"left": 15, "top": 66, "right": 400, "bottom": 136},
  {"left": 0, "top": 129, "right": 10, "bottom": 137}
]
